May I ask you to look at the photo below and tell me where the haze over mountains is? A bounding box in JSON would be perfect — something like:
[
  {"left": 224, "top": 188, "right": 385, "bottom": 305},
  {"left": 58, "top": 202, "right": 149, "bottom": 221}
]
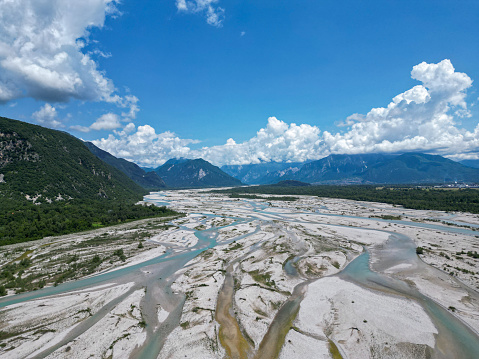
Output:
[
  {"left": 96, "top": 144, "right": 479, "bottom": 187},
  {"left": 459, "top": 159, "right": 479, "bottom": 169},
  {"left": 221, "top": 162, "right": 304, "bottom": 185}
]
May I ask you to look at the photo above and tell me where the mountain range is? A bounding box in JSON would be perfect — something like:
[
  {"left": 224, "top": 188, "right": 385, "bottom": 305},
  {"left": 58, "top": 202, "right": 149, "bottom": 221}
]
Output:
[
  {"left": 2, "top": 117, "right": 479, "bottom": 196},
  {"left": 223, "top": 153, "right": 479, "bottom": 185},
  {"left": 221, "top": 162, "right": 303, "bottom": 185},
  {"left": 460, "top": 159, "right": 479, "bottom": 169}
]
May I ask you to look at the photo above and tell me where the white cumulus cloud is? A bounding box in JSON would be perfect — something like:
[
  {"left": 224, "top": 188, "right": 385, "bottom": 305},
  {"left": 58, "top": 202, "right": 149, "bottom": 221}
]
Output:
[
  {"left": 197, "top": 117, "right": 323, "bottom": 165},
  {"left": 90, "top": 113, "right": 121, "bottom": 131},
  {"left": 32, "top": 103, "right": 64, "bottom": 128},
  {"left": 321, "top": 59, "right": 475, "bottom": 157},
  {"left": 0, "top": 0, "right": 121, "bottom": 104},
  {"left": 92, "top": 124, "right": 199, "bottom": 166},
  {"left": 176, "top": 0, "right": 225, "bottom": 27},
  {"left": 120, "top": 95, "right": 139, "bottom": 120},
  {"left": 92, "top": 60, "right": 479, "bottom": 166},
  {"left": 70, "top": 112, "right": 122, "bottom": 133}
]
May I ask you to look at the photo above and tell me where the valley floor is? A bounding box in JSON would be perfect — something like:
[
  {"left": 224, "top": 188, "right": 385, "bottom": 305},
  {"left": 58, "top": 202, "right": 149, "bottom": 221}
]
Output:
[{"left": 0, "top": 190, "right": 478, "bottom": 359}]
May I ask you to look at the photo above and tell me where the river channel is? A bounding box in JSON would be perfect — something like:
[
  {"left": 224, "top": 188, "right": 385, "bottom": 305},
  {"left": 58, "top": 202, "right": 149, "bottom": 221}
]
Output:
[{"left": 0, "top": 191, "right": 478, "bottom": 358}]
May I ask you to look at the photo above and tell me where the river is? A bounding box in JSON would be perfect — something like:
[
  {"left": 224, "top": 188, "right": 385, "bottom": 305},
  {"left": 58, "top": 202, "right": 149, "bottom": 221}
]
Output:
[{"left": 0, "top": 191, "right": 478, "bottom": 358}]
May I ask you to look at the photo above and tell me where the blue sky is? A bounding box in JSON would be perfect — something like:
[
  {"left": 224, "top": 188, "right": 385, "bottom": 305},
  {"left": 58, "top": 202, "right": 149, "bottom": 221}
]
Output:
[{"left": 0, "top": 0, "right": 478, "bottom": 166}]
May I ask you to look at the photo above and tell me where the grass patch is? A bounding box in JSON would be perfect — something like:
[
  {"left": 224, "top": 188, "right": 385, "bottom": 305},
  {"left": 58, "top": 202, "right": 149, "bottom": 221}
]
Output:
[
  {"left": 229, "top": 194, "right": 298, "bottom": 201},
  {"left": 371, "top": 215, "right": 402, "bottom": 220},
  {"left": 225, "top": 242, "right": 242, "bottom": 252},
  {"left": 109, "top": 333, "right": 130, "bottom": 349},
  {"left": 249, "top": 270, "right": 275, "bottom": 288},
  {"left": 329, "top": 339, "right": 344, "bottom": 359},
  {"left": 76, "top": 308, "right": 92, "bottom": 316},
  {"left": 0, "top": 330, "right": 22, "bottom": 341}
]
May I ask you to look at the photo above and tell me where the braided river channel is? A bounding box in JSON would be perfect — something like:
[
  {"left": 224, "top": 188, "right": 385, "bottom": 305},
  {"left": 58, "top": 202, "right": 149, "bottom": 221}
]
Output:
[{"left": 0, "top": 190, "right": 478, "bottom": 358}]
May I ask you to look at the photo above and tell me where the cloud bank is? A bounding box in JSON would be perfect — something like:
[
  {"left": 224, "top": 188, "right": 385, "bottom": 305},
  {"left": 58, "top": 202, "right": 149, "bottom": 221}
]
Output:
[
  {"left": 94, "top": 59, "right": 479, "bottom": 166},
  {"left": 93, "top": 124, "right": 199, "bottom": 166},
  {"left": 93, "top": 60, "right": 478, "bottom": 167},
  {"left": 323, "top": 59, "right": 476, "bottom": 156},
  {"left": 0, "top": 0, "right": 144, "bottom": 130},
  {"left": 199, "top": 117, "right": 322, "bottom": 165}
]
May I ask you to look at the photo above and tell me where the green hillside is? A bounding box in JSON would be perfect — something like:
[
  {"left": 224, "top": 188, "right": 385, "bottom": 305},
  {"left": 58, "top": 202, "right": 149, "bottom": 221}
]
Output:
[
  {"left": 0, "top": 117, "right": 178, "bottom": 245},
  {"left": 84, "top": 142, "right": 166, "bottom": 190},
  {"left": 0, "top": 117, "right": 145, "bottom": 201}
]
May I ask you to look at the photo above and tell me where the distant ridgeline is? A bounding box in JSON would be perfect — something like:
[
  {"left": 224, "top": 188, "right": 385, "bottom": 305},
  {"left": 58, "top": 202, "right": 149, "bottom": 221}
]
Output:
[
  {"left": 222, "top": 153, "right": 479, "bottom": 185},
  {"left": 217, "top": 154, "right": 479, "bottom": 214},
  {"left": 82, "top": 149, "right": 243, "bottom": 189},
  {"left": 221, "top": 162, "right": 304, "bottom": 185},
  {"left": 84, "top": 142, "right": 166, "bottom": 190},
  {"left": 0, "top": 117, "right": 179, "bottom": 245}
]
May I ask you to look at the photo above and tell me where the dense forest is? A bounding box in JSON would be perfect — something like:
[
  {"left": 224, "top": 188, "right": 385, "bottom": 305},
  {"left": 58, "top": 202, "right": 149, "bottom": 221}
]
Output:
[
  {"left": 0, "top": 117, "right": 182, "bottom": 246},
  {"left": 0, "top": 197, "right": 180, "bottom": 246},
  {"left": 217, "top": 185, "right": 479, "bottom": 214}
]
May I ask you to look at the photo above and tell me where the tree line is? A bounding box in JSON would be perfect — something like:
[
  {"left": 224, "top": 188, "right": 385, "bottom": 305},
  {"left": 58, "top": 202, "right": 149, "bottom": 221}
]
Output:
[
  {"left": 217, "top": 185, "right": 479, "bottom": 214},
  {"left": 0, "top": 198, "right": 180, "bottom": 246}
]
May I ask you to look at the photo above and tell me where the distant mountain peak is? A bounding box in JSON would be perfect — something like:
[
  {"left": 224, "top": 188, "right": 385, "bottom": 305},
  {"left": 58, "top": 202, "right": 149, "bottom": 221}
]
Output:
[
  {"left": 156, "top": 158, "right": 242, "bottom": 188},
  {"left": 162, "top": 157, "right": 190, "bottom": 166}
]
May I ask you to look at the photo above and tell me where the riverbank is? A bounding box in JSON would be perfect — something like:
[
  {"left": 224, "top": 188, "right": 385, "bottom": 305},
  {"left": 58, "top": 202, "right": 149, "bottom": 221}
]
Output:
[{"left": 0, "top": 215, "right": 184, "bottom": 297}]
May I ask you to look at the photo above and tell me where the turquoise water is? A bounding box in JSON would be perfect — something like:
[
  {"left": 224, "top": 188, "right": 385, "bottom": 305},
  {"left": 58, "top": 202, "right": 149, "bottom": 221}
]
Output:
[
  {"left": 0, "top": 249, "right": 187, "bottom": 308},
  {"left": 0, "top": 212, "right": 249, "bottom": 309},
  {"left": 340, "top": 238, "right": 479, "bottom": 358},
  {"left": 283, "top": 256, "right": 300, "bottom": 277},
  {"left": 316, "top": 209, "right": 479, "bottom": 236}
]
